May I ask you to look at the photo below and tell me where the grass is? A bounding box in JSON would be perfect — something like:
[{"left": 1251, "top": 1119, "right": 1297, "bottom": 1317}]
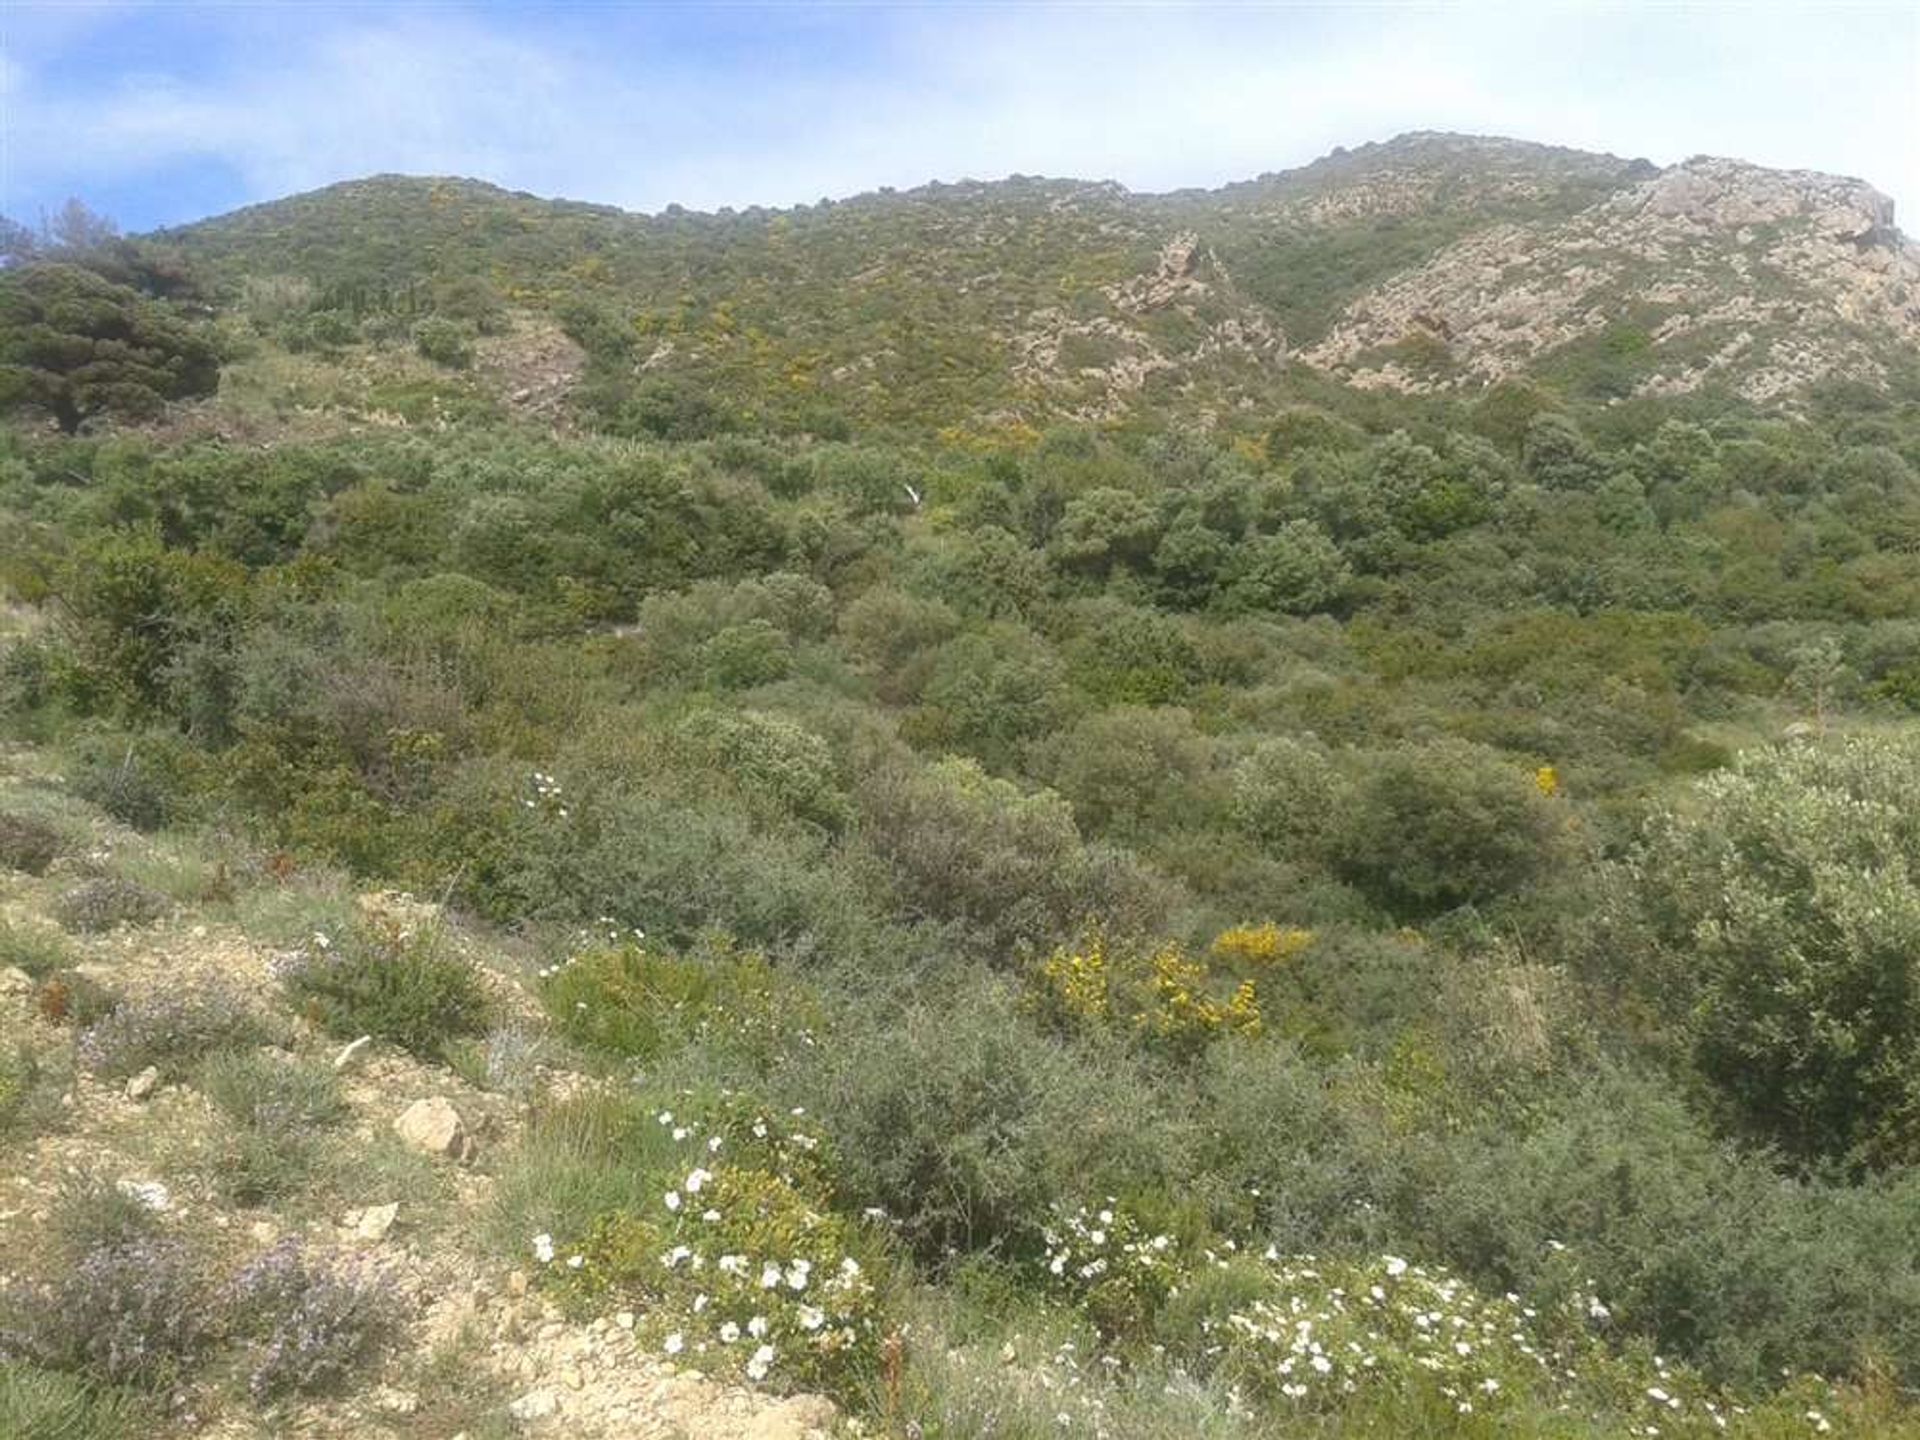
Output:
[
  {"left": 198, "top": 1049, "right": 351, "bottom": 1205},
  {"left": 0, "top": 917, "right": 73, "bottom": 979},
  {"left": 488, "top": 1091, "right": 687, "bottom": 1266},
  {"left": 0, "top": 1363, "right": 150, "bottom": 1440}
]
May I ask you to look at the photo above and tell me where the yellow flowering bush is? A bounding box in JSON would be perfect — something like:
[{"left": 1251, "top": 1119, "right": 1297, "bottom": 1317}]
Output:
[
  {"left": 1031, "top": 934, "right": 1262, "bottom": 1059},
  {"left": 1210, "top": 922, "right": 1315, "bottom": 968}
]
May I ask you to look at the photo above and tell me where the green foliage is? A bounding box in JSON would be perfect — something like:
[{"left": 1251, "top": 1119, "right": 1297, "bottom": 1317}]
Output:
[
  {"left": 0, "top": 263, "right": 219, "bottom": 434},
  {"left": 0, "top": 1361, "right": 150, "bottom": 1440},
  {"left": 277, "top": 916, "right": 491, "bottom": 1059},
  {"left": 1336, "top": 739, "right": 1561, "bottom": 916},
  {"left": 198, "top": 1049, "right": 350, "bottom": 1204},
  {"left": 1620, "top": 735, "right": 1920, "bottom": 1166},
  {"left": 412, "top": 316, "right": 475, "bottom": 369},
  {"left": 540, "top": 936, "right": 806, "bottom": 1068}
]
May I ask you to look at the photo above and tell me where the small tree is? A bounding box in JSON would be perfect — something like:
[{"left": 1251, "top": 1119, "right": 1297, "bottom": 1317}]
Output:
[
  {"left": 1625, "top": 735, "right": 1920, "bottom": 1166},
  {"left": 0, "top": 263, "right": 219, "bottom": 433}
]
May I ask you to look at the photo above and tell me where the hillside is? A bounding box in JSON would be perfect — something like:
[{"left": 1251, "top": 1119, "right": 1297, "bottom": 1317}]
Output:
[
  {"left": 151, "top": 132, "right": 1919, "bottom": 434},
  {"left": 7, "top": 128, "right": 1920, "bottom": 1440}
]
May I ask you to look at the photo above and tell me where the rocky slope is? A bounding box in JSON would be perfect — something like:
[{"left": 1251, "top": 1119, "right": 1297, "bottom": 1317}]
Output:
[
  {"left": 156, "top": 132, "right": 1918, "bottom": 430},
  {"left": 0, "top": 746, "right": 839, "bottom": 1439}
]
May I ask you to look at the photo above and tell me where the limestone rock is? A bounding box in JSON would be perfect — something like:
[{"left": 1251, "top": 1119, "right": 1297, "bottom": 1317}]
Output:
[
  {"left": 394, "top": 1097, "right": 473, "bottom": 1160},
  {"left": 333, "top": 1034, "right": 373, "bottom": 1071},
  {"left": 351, "top": 1201, "right": 399, "bottom": 1241},
  {"left": 125, "top": 1066, "right": 161, "bottom": 1101},
  {"left": 508, "top": 1388, "right": 560, "bottom": 1421}
]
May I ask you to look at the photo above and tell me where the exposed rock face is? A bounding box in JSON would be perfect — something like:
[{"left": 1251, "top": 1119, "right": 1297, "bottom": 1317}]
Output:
[{"left": 1301, "top": 154, "right": 1920, "bottom": 403}]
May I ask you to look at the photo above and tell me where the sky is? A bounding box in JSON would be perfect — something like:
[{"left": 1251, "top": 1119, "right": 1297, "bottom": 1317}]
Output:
[{"left": 2, "top": 2, "right": 1916, "bottom": 236}]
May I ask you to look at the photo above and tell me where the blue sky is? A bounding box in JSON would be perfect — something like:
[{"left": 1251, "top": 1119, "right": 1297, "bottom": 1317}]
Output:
[{"left": 3, "top": 2, "right": 1916, "bottom": 235}]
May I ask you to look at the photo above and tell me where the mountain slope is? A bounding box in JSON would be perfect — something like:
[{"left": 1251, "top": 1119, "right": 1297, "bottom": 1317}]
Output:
[{"left": 155, "top": 132, "right": 1919, "bottom": 433}]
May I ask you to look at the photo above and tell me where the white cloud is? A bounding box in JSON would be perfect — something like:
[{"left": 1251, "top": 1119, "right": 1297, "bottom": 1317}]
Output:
[{"left": 2, "top": 3, "right": 1914, "bottom": 229}]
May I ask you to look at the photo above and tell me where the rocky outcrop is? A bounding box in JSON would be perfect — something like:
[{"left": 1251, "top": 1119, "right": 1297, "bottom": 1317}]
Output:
[{"left": 1300, "top": 154, "right": 1920, "bottom": 403}]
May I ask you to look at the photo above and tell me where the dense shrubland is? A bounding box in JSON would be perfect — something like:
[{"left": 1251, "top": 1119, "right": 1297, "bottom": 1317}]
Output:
[{"left": 5, "top": 199, "right": 1920, "bottom": 1435}]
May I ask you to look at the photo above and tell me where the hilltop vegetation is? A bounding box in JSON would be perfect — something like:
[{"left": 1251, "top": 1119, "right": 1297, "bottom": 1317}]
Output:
[{"left": 4, "top": 138, "right": 1920, "bottom": 1437}]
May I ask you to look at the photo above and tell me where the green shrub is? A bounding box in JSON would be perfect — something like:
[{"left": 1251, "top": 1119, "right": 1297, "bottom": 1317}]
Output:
[
  {"left": 788, "top": 982, "right": 1194, "bottom": 1263},
  {"left": 413, "top": 316, "right": 475, "bottom": 368},
  {"left": 198, "top": 1050, "right": 349, "bottom": 1204},
  {"left": 0, "top": 919, "right": 73, "bottom": 980},
  {"left": 540, "top": 937, "right": 808, "bottom": 1070},
  {"left": 1617, "top": 734, "right": 1920, "bottom": 1165},
  {"left": 276, "top": 918, "right": 490, "bottom": 1059},
  {"left": 0, "top": 1361, "right": 150, "bottom": 1440},
  {"left": 1335, "top": 738, "right": 1561, "bottom": 916}
]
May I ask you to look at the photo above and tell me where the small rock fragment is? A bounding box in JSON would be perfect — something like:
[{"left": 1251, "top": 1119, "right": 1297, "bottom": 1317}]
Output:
[
  {"left": 509, "top": 1389, "right": 560, "bottom": 1421},
  {"left": 354, "top": 1201, "right": 399, "bottom": 1241},
  {"left": 116, "top": 1179, "right": 171, "bottom": 1211},
  {"left": 333, "top": 1034, "right": 374, "bottom": 1071},
  {"left": 394, "top": 1096, "right": 472, "bottom": 1159},
  {"left": 125, "top": 1066, "right": 161, "bottom": 1101}
]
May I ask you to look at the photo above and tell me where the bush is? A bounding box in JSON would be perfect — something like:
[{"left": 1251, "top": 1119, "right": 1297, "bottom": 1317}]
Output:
[
  {"left": 1335, "top": 739, "right": 1561, "bottom": 916},
  {"left": 52, "top": 877, "right": 167, "bottom": 934},
  {"left": 0, "top": 1045, "right": 66, "bottom": 1141},
  {"left": 561, "top": 1160, "right": 885, "bottom": 1400},
  {"left": 0, "top": 813, "right": 61, "bottom": 874},
  {"left": 413, "top": 316, "right": 474, "bottom": 369},
  {"left": 854, "top": 756, "right": 1150, "bottom": 958},
  {"left": 1617, "top": 734, "right": 1920, "bottom": 1166},
  {"left": 0, "top": 1237, "right": 214, "bottom": 1389},
  {"left": 0, "top": 1361, "right": 150, "bottom": 1440},
  {"left": 0, "top": 918, "right": 72, "bottom": 980},
  {"left": 540, "top": 937, "right": 807, "bottom": 1070},
  {"left": 226, "top": 1240, "right": 398, "bottom": 1401},
  {"left": 77, "top": 983, "right": 267, "bottom": 1081},
  {"left": 198, "top": 1050, "right": 349, "bottom": 1204},
  {"left": 275, "top": 917, "right": 490, "bottom": 1059},
  {"left": 1229, "top": 735, "right": 1346, "bottom": 865},
  {"left": 789, "top": 983, "right": 1194, "bottom": 1263}
]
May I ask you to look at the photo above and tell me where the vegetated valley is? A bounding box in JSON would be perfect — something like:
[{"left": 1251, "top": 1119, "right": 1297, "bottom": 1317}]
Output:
[{"left": 3, "top": 131, "right": 1920, "bottom": 1438}]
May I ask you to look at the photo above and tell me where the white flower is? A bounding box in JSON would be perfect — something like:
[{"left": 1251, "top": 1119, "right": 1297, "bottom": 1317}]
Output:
[
  {"left": 761, "top": 1262, "right": 784, "bottom": 1289},
  {"left": 718, "top": 1255, "right": 748, "bottom": 1277},
  {"left": 748, "top": 1315, "right": 769, "bottom": 1338},
  {"left": 1384, "top": 1256, "right": 1408, "bottom": 1277},
  {"left": 786, "top": 1261, "right": 811, "bottom": 1291},
  {"left": 839, "top": 1257, "right": 862, "bottom": 1277},
  {"left": 665, "top": 1191, "right": 682, "bottom": 1212},
  {"left": 566, "top": 1254, "right": 584, "bottom": 1270},
  {"left": 663, "top": 1332, "right": 684, "bottom": 1355},
  {"left": 799, "top": 1305, "right": 825, "bottom": 1330},
  {"left": 708, "top": 1135, "right": 724, "bottom": 1153},
  {"left": 702, "top": 1209, "right": 721, "bottom": 1222},
  {"left": 532, "top": 1233, "right": 555, "bottom": 1264},
  {"left": 719, "top": 1321, "right": 740, "bottom": 1343},
  {"left": 746, "top": 1344, "right": 775, "bottom": 1381},
  {"left": 686, "top": 1168, "right": 712, "bottom": 1194}
]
